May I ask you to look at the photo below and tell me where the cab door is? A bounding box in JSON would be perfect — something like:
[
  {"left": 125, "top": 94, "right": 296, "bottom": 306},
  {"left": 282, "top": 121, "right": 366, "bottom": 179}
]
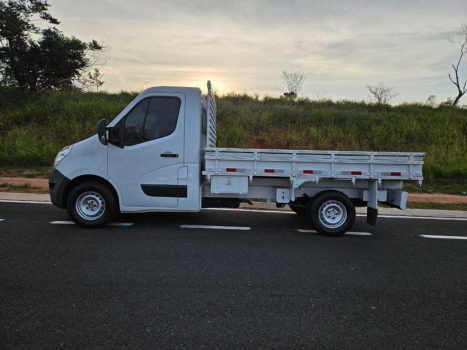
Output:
[{"left": 108, "top": 93, "right": 185, "bottom": 209}]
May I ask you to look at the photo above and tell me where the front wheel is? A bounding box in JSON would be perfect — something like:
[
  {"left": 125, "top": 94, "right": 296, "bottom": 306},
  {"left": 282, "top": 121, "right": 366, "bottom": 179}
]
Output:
[
  {"left": 67, "top": 182, "right": 119, "bottom": 228},
  {"left": 308, "top": 191, "right": 356, "bottom": 237}
]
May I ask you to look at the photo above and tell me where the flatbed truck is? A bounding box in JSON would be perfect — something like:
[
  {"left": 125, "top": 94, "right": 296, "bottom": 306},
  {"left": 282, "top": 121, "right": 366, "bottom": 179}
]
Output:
[{"left": 49, "top": 81, "right": 424, "bottom": 236}]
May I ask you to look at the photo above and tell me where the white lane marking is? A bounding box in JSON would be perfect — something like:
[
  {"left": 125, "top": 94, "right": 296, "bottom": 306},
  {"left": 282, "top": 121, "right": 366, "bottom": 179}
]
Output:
[
  {"left": 346, "top": 232, "right": 372, "bottom": 236},
  {"left": 181, "top": 225, "right": 251, "bottom": 231},
  {"left": 296, "top": 229, "right": 371, "bottom": 236},
  {"left": 49, "top": 221, "right": 133, "bottom": 226},
  {"left": 356, "top": 214, "right": 467, "bottom": 221},
  {"left": 0, "top": 219, "right": 4, "bottom": 222},
  {"left": 0, "top": 200, "right": 52, "bottom": 205},
  {"left": 421, "top": 235, "right": 467, "bottom": 240}
]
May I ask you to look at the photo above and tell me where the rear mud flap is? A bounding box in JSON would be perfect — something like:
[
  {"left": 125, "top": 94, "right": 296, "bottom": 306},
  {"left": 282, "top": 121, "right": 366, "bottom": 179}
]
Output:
[
  {"left": 367, "top": 207, "right": 378, "bottom": 226},
  {"left": 367, "top": 180, "right": 378, "bottom": 226}
]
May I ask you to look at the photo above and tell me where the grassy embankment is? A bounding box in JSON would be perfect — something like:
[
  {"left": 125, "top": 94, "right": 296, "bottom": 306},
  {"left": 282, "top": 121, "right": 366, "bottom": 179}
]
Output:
[{"left": 1, "top": 88, "right": 467, "bottom": 194}]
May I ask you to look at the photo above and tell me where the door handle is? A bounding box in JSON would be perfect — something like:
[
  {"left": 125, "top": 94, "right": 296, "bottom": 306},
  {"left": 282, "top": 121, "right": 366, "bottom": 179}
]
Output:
[{"left": 161, "top": 152, "right": 179, "bottom": 158}]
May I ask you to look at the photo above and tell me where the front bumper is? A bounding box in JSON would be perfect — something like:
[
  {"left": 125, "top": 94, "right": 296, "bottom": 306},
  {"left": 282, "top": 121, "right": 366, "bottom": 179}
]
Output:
[{"left": 49, "top": 169, "right": 70, "bottom": 209}]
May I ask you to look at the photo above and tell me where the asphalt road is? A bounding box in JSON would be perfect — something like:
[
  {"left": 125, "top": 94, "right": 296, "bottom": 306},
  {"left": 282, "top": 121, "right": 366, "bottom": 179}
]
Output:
[{"left": 1, "top": 202, "right": 466, "bottom": 350}]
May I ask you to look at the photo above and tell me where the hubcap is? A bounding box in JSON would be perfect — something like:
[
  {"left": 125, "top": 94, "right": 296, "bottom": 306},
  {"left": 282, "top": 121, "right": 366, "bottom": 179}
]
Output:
[
  {"left": 76, "top": 191, "right": 105, "bottom": 221},
  {"left": 318, "top": 200, "right": 347, "bottom": 229}
]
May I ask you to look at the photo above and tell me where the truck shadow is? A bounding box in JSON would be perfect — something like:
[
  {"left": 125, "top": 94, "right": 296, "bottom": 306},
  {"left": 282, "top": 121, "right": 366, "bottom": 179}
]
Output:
[{"left": 117, "top": 209, "right": 373, "bottom": 236}]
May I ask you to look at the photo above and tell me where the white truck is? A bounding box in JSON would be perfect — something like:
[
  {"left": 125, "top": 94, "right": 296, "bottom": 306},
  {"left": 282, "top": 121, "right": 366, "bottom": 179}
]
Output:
[{"left": 49, "top": 81, "right": 424, "bottom": 236}]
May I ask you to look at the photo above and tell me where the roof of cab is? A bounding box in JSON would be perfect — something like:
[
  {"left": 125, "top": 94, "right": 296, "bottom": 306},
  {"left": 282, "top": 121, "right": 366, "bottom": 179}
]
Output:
[{"left": 140, "top": 86, "right": 201, "bottom": 95}]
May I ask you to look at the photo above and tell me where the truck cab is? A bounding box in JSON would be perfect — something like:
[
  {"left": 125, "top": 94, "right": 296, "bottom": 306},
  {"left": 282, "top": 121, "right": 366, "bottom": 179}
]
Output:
[{"left": 50, "top": 86, "right": 208, "bottom": 224}]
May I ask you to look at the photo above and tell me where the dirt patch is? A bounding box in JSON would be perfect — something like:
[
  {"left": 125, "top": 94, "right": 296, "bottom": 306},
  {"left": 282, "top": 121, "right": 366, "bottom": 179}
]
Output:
[
  {"left": 0, "top": 168, "right": 50, "bottom": 179},
  {"left": 408, "top": 193, "right": 467, "bottom": 204}
]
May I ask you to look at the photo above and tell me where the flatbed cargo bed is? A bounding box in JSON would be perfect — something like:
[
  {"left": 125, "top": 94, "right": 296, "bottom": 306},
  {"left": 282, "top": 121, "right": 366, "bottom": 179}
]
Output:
[{"left": 203, "top": 147, "right": 424, "bottom": 185}]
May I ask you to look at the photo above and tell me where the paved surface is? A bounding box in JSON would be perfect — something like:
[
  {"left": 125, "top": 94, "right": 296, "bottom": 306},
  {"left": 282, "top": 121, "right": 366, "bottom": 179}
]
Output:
[
  {"left": 1, "top": 202, "right": 467, "bottom": 349},
  {"left": 0, "top": 192, "right": 51, "bottom": 202}
]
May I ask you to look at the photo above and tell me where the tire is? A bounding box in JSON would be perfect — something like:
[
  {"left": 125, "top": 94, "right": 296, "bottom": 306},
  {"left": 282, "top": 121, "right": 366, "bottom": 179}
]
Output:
[
  {"left": 308, "top": 191, "right": 356, "bottom": 237},
  {"left": 66, "top": 181, "right": 119, "bottom": 228},
  {"left": 289, "top": 204, "right": 307, "bottom": 216}
]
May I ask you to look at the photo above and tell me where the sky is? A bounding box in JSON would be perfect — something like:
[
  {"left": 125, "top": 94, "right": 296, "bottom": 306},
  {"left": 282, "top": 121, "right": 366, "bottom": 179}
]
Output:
[{"left": 46, "top": 0, "right": 466, "bottom": 103}]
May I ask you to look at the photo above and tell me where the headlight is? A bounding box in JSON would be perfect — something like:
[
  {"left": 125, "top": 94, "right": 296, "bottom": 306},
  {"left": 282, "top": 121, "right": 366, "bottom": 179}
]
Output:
[{"left": 53, "top": 145, "right": 73, "bottom": 168}]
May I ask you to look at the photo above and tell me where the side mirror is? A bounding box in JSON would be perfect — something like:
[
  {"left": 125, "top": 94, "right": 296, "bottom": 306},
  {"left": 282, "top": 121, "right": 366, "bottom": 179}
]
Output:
[{"left": 97, "top": 119, "right": 107, "bottom": 145}]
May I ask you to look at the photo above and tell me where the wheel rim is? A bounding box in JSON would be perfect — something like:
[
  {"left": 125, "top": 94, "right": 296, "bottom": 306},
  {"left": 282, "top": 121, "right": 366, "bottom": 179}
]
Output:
[
  {"left": 75, "top": 191, "right": 106, "bottom": 221},
  {"left": 318, "top": 200, "right": 347, "bottom": 229}
]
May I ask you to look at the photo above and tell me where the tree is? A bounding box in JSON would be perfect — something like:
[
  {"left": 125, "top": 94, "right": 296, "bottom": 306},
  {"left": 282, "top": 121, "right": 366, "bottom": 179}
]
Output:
[
  {"left": 447, "top": 22, "right": 467, "bottom": 106},
  {"left": 0, "top": 0, "right": 105, "bottom": 93},
  {"left": 425, "top": 95, "right": 437, "bottom": 107},
  {"left": 366, "top": 82, "right": 399, "bottom": 105},
  {"left": 88, "top": 68, "right": 104, "bottom": 92},
  {"left": 281, "top": 70, "right": 306, "bottom": 99}
]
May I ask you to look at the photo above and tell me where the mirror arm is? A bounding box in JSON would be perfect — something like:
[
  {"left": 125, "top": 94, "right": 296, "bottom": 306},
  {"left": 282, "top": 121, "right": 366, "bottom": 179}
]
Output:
[
  {"left": 107, "top": 118, "right": 125, "bottom": 149},
  {"left": 98, "top": 119, "right": 124, "bottom": 148}
]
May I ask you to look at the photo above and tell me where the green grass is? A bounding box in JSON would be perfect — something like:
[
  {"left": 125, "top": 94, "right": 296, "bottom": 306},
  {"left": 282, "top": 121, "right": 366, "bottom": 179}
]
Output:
[
  {"left": 0, "top": 182, "right": 32, "bottom": 189},
  {"left": 1, "top": 88, "right": 467, "bottom": 190}
]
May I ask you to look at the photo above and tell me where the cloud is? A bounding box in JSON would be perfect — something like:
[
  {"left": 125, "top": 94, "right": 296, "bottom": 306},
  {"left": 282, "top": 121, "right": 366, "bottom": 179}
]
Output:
[{"left": 48, "top": 0, "right": 467, "bottom": 101}]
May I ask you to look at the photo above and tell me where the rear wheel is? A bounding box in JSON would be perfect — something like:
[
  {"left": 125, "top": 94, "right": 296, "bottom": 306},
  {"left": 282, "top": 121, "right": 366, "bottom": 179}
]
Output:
[
  {"left": 308, "top": 191, "right": 356, "bottom": 236},
  {"left": 67, "top": 182, "right": 119, "bottom": 228}
]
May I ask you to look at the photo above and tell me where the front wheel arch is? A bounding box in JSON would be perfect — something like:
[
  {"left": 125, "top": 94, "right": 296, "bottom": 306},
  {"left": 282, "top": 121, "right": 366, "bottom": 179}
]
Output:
[{"left": 62, "top": 175, "right": 120, "bottom": 211}]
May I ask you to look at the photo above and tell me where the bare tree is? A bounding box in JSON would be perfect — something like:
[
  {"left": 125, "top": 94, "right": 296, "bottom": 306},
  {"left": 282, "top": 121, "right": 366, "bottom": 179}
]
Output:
[
  {"left": 447, "top": 23, "right": 467, "bottom": 105},
  {"left": 425, "top": 95, "right": 438, "bottom": 107},
  {"left": 366, "top": 82, "right": 399, "bottom": 105},
  {"left": 281, "top": 70, "right": 306, "bottom": 99},
  {"left": 88, "top": 68, "right": 105, "bottom": 92}
]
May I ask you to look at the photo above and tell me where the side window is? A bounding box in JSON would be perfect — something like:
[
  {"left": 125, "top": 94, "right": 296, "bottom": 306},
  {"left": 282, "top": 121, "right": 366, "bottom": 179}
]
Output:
[
  {"left": 124, "top": 99, "right": 149, "bottom": 146},
  {"left": 143, "top": 97, "right": 181, "bottom": 141}
]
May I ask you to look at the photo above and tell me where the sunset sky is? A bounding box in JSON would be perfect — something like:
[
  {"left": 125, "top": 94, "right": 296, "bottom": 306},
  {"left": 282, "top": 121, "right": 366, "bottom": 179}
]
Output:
[{"left": 47, "top": 0, "right": 466, "bottom": 103}]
